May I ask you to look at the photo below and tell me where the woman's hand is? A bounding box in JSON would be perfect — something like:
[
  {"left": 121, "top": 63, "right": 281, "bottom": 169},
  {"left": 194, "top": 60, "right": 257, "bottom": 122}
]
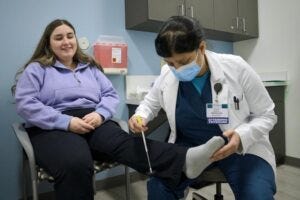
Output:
[
  {"left": 210, "top": 129, "right": 241, "bottom": 162},
  {"left": 128, "top": 115, "right": 148, "bottom": 133},
  {"left": 69, "top": 117, "right": 95, "bottom": 134},
  {"left": 82, "top": 112, "right": 103, "bottom": 128}
]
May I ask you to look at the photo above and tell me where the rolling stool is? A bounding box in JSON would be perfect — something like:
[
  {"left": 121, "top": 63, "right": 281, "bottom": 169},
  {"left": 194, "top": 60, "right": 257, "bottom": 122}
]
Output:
[{"left": 191, "top": 167, "right": 227, "bottom": 200}]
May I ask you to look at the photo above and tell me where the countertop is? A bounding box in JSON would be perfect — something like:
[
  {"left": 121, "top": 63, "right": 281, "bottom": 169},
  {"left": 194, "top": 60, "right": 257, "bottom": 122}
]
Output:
[
  {"left": 126, "top": 81, "right": 287, "bottom": 105},
  {"left": 263, "top": 81, "right": 288, "bottom": 87}
]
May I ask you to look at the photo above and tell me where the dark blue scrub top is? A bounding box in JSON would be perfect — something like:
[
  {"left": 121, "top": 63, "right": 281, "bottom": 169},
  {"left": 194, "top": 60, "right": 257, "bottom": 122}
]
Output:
[{"left": 175, "top": 72, "right": 223, "bottom": 147}]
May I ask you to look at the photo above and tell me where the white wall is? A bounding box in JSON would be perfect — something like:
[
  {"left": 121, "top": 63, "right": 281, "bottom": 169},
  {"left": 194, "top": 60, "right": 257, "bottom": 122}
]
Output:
[{"left": 234, "top": 0, "right": 300, "bottom": 159}]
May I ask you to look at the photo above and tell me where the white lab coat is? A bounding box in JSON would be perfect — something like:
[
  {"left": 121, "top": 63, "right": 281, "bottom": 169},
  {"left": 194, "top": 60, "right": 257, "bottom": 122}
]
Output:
[{"left": 135, "top": 50, "right": 277, "bottom": 174}]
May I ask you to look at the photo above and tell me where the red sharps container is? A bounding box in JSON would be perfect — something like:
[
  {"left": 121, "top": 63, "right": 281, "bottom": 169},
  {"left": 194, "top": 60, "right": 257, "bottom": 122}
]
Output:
[{"left": 93, "top": 35, "right": 128, "bottom": 74}]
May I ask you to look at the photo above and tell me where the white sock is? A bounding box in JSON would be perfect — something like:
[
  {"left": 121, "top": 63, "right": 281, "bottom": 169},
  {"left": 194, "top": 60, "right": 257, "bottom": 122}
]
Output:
[{"left": 184, "top": 136, "right": 225, "bottom": 179}]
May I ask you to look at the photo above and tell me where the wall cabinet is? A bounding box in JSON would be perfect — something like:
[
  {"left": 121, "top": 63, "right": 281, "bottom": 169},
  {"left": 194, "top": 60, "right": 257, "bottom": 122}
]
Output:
[
  {"left": 185, "top": 0, "right": 214, "bottom": 29},
  {"left": 214, "top": 0, "right": 258, "bottom": 41},
  {"left": 147, "top": 0, "right": 184, "bottom": 23},
  {"left": 125, "top": 0, "right": 258, "bottom": 42},
  {"left": 125, "top": 0, "right": 213, "bottom": 32},
  {"left": 125, "top": 0, "right": 182, "bottom": 32}
]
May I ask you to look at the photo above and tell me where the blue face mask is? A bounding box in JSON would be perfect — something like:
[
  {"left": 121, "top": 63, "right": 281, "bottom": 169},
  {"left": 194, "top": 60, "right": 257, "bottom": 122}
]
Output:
[{"left": 169, "top": 52, "right": 201, "bottom": 82}]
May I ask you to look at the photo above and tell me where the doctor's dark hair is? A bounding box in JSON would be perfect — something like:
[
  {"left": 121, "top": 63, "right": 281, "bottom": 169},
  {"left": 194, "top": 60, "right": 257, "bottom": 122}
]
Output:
[{"left": 155, "top": 16, "right": 206, "bottom": 58}]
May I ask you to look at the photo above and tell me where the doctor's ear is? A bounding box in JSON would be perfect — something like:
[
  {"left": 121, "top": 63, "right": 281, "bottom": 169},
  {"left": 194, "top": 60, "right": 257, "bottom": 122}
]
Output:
[{"left": 198, "top": 41, "right": 206, "bottom": 54}]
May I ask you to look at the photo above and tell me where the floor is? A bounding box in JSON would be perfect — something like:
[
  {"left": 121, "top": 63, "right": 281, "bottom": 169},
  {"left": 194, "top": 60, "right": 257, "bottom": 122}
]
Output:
[{"left": 95, "top": 165, "right": 300, "bottom": 200}]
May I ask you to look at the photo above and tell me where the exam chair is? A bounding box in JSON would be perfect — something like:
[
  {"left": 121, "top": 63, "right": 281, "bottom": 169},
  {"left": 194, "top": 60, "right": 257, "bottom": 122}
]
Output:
[
  {"left": 12, "top": 119, "right": 131, "bottom": 200},
  {"left": 191, "top": 167, "right": 227, "bottom": 200}
]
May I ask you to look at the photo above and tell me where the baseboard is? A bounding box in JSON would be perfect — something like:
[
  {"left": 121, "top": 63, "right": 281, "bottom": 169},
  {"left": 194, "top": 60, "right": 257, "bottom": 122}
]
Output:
[
  {"left": 20, "top": 171, "right": 147, "bottom": 200},
  {"left": 285, "top": 156, "right": 300, "bottom": 168}
]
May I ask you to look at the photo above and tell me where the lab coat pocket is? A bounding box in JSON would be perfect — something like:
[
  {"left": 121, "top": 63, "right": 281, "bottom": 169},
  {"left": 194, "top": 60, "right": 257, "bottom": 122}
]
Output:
[{"left": 228, "top": 90, "right": 249, "bottom": 123}]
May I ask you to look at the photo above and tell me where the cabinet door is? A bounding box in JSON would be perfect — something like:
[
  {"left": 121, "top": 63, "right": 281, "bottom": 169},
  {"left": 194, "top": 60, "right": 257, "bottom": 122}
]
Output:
[
  {"left": 267, "top": 86, "right": 286, "bottom": 165},
  {"left": 214, "top": 0, "right": 238, "bottom": 33},
  {"left": 148, "top": 0, "right": 185, "bottom": 22},
  {"left": 238, "top": 0, "right": 258, "bottom": 37},
  {"left": 185, "top": 0, "right": 214, "bottom": 29}
]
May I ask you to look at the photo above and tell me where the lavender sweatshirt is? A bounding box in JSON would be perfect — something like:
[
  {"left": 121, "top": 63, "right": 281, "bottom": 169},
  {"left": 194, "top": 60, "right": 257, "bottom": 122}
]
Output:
[{"left": 15, "top": 61, "right": 119, "bottom": 130}]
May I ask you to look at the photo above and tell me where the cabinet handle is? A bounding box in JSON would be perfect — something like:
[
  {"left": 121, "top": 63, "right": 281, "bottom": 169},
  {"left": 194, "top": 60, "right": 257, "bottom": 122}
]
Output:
[
  {"left": 178, "top": 4, "right": 185, "bottom": 16},
  {"left": 242, "top": 18, "right": 247, "bottom": 32},
  {"left": 236, "top": 17, "right": 239, "bottom": 30},
  {"left": 190, "top": 6, "right": 194, "bottom": 18}
]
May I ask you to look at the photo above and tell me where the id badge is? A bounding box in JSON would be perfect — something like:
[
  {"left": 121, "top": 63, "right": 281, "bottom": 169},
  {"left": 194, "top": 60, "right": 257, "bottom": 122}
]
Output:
[{"left": 206, "top": 103, "right": 229, "bottom": 124}]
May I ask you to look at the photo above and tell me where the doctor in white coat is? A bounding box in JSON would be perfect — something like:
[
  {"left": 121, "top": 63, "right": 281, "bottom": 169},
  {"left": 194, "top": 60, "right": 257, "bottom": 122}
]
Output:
[{"left": 129, "top": 16, "right": 277, "bottom": 200}]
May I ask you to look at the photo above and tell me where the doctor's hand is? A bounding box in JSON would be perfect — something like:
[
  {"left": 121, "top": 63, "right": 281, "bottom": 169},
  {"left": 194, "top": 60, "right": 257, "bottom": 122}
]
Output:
[
  {"left": 210, "top": 129, "right": 241, "bottom": 162},
  {"left": 128, "top": 115, "right": 148, "bottom": 134},
  {"left": 69, "top": 117, "right": 95, "bottom": 134}
]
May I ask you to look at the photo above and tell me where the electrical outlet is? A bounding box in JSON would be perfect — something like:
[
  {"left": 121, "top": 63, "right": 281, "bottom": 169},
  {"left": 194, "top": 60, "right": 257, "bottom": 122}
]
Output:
[{"left": 78, "top": 37, "right": 89, "bottom": 50}]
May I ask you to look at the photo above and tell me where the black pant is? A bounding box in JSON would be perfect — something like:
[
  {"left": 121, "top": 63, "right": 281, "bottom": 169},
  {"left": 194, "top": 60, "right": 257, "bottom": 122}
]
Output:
[{"left": 27, "top": 108, "right": 187, "bottom": 200}]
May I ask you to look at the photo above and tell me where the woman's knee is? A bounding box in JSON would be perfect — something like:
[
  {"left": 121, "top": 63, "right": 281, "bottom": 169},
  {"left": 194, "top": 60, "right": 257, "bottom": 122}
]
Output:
[
  {"left": 65, "top": 153, "right": 93, "bottom": 173},
  {"left": 51, "top": 146, "right": 94, "bottom": 179},
  {"left": 30, "top": 131, "right": 94, "bottom": 179},
  {"left": 90, "top": 121, "right": 128, "bottom": 152}
]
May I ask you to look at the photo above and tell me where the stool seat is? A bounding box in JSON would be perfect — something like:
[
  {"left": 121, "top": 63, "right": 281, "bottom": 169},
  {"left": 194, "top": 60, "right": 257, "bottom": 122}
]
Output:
[{"left": 198, "top": 167, "right": 226, "bottom": 183}]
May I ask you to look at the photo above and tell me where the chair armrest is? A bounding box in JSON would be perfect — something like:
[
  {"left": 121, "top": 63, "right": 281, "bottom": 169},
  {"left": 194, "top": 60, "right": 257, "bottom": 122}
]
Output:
[
  {"left": 12, "top": 123, "right": 37, "bottom": 181},
  {"left": 111, "top": 118, "right": 129, "bottom": 133}
]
